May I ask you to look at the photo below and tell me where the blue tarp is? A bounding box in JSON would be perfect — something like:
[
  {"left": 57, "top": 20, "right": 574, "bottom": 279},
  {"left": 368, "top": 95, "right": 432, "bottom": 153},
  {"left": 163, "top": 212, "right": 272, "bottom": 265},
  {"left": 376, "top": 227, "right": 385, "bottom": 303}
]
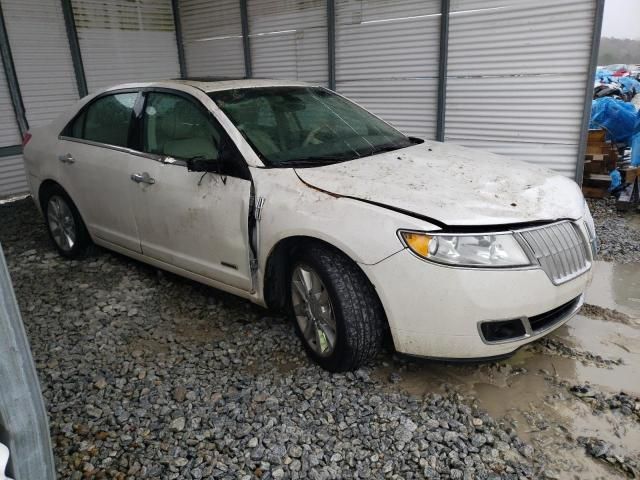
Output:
[
  {"left": 590, "top": 97, "right": 640, "bottom": 143},
  {"left": 609, "top": 169, "right": 622, "bottom": 191},
  {"left": 595, "top": 69, "right": 614, "bottom": 83},
  {"left": 618, "top": 77, "right": 640, "bottom": 95},
  {"left": 632, "top": 132, "right": 640, "bottom": 167}
]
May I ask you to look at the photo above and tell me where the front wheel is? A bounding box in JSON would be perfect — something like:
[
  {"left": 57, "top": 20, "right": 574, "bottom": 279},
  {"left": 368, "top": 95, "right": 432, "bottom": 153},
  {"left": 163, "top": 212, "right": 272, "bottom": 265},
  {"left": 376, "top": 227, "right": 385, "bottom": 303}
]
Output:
[{"left": 288, "top": 243, "right": 386, "bottom": 372}]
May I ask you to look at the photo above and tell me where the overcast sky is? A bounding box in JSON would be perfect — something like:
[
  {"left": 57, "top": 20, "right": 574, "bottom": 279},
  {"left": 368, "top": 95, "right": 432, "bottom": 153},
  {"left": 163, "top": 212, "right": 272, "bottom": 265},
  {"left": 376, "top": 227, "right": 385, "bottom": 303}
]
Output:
[{"left": 601, "top": 0, "right": 640, "bottom": 39}]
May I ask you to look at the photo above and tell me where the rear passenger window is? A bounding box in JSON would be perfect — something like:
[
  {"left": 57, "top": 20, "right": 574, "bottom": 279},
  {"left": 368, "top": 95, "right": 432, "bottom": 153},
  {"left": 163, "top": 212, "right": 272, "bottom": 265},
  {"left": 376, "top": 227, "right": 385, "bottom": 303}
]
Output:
[{"left": 65, "top": 92, "right": 137, "bottom": 148}]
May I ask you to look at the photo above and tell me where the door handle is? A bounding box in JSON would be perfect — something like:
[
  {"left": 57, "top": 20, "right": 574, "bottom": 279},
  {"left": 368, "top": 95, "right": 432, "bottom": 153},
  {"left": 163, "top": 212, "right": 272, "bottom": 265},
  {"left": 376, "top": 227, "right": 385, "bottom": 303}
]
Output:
[
  {"left": 130, "top": 172, "right": 155, "bottom": 185},
  {"left": 58, "top": 153, "right": 75, "bottom": 164}
]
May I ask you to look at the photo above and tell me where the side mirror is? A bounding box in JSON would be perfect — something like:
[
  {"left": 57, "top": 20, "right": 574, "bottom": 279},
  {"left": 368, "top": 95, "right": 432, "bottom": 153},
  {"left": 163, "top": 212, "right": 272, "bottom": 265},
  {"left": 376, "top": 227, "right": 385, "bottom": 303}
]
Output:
[{"left": 186, "top": 156, "right": 218, "bottom": 172}]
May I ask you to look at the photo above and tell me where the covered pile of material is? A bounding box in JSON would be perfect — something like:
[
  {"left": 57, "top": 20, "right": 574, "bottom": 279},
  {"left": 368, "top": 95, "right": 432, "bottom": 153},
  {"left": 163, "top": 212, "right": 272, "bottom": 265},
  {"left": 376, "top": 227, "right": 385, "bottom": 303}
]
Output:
[
  {"left": 585, "top": 69, "right": 640, "bottom": 209},
  {"left": 592, "top": 68, "right": 640, "bottom": 168},
  {"left": 592, "top": 69, "right": 640, "bottom": 167}
]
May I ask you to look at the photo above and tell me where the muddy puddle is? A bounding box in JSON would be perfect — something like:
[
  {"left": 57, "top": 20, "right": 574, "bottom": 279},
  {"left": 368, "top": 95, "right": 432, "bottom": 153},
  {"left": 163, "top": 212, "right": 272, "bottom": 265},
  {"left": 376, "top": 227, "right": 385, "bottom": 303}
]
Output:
[
  {"left": 375, "top": 260, "right": 640, "bottom": 479},
  {"left": 587, "top": 261, "right": 640, "bottom": 318}
]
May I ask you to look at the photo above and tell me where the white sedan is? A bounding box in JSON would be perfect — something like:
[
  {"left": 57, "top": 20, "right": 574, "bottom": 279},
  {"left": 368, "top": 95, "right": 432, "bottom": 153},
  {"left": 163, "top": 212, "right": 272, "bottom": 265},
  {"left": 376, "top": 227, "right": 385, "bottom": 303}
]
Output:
[{"left": 23, "top": 79, "right": 596, "bottom": 371}]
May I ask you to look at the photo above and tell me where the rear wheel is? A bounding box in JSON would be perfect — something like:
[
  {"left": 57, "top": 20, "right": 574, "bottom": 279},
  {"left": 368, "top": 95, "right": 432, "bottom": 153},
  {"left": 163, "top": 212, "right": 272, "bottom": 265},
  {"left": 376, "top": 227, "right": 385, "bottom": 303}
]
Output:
[
  {"left": 288, "top": 243, "right": 386, "bottom": 372},
  {"left": 41, "top": 186, "right": 90, "bottom": 258}
]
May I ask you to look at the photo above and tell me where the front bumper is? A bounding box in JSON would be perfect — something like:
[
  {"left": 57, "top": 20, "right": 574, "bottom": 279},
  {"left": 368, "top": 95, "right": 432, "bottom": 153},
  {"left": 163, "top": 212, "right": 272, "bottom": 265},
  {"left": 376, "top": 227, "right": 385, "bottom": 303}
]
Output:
[{"left": 361, "top": 247, "right": 592, "bottom": 359}]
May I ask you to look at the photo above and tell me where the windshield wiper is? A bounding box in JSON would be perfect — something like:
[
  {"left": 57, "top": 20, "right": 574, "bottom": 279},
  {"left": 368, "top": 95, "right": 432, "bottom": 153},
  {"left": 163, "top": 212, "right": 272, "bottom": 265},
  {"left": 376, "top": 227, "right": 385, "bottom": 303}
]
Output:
[
  {"left": 369, "top": 142, "right": 410, "bottom": 156},
  {"left": 280, "top": 153, "right": 356, "bottom": 168}
]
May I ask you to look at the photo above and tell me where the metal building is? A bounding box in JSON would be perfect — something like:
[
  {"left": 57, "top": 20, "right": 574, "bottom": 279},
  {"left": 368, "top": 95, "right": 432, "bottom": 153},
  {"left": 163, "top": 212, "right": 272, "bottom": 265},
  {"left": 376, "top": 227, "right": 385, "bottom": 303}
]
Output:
[{"left": 0, "top": 0, "right": 604, "bottom": 198}]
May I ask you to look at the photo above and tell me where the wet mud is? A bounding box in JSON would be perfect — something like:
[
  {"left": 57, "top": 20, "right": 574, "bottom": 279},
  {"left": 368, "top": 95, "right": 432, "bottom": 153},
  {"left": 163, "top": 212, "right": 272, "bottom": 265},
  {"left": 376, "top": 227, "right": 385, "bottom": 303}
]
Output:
[{"left": 374, "top": 260, "right": 640, "bottom": 479}]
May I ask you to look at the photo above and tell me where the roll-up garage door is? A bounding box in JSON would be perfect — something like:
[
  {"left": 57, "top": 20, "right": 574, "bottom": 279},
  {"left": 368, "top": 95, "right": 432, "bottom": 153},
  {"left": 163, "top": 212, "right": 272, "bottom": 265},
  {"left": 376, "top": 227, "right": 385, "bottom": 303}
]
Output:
[
  {"left": 335, "top": 0, "right": 441, "bottom": 139},
  {"left": 72, "top": 0, "right": 180, "bottom": 92},
  {"left": 445, "top": 0, "right": 596, "bottom": 177},
  {"left": 248, "top": 0, "right": 328, "bottom": 85},
  {"left": 179, "top": 0, "right": 245, "bottom": 78},
  {"left": 2, "top": 0, "right": 79, "bottom": 127},
  {"left": 0, "top": 58, "right": 26, "bottom": 198}
]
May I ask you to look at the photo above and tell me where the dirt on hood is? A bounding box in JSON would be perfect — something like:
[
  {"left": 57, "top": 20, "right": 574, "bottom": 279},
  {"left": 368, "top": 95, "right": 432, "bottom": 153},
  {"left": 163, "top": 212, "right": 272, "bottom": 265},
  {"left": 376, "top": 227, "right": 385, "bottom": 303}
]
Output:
[{"left": 295, "top": 141, "right": 585, "bottom": 227}]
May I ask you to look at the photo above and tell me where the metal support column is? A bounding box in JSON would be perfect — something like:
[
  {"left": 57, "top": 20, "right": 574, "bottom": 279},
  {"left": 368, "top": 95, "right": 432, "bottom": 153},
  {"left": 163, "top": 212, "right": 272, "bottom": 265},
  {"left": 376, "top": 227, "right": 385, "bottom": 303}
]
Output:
[
  {"left": 172, "top": 0, "right": 187, "bottom": 78},
  {"left": 0, "top": 246, "right": 56, "bottom": 480},
  {"left": 435, "top": 0, "right": 450, "bottom": 142},
  {"left": 327, "top": 0, "right": 336, "bottom": 90},
  {"left": 575, "top": 0, "right": 605, "bottom": 184},
  {"left": 0, "top": 4, "right": 28, "bottom": 137},
  {"left": 61, "top": 0, "right": 88, "bottom": 97},
  {"left": 240, "top": 0, "right": 252, "bottom": 78}
]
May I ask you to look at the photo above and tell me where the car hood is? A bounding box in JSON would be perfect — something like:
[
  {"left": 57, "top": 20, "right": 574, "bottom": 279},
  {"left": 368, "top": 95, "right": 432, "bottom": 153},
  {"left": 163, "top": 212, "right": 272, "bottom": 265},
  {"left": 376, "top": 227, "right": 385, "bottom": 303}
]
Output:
[{"left": 294, "top": 141, "right": 584, "bottom": 227}]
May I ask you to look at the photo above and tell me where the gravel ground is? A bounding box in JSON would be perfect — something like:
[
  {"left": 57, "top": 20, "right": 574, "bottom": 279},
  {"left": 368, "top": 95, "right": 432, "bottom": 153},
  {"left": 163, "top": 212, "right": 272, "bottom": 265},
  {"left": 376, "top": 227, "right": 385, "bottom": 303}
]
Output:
[
  {"left": 1, "top": 199, "right": 538, "bottom": 479},
  {"left": 588, "top": 197, "right": 640, "bottom": 262},
  {"left": 1, "top": 197, "right": 638, "bottom": 479}
]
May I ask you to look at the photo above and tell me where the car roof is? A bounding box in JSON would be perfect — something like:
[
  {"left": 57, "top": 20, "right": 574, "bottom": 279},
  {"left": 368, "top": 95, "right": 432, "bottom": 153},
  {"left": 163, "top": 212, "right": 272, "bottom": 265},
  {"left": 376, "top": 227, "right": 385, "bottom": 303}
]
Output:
[{"left": 103, "top": 78, "right": 318, "bottom": 94}]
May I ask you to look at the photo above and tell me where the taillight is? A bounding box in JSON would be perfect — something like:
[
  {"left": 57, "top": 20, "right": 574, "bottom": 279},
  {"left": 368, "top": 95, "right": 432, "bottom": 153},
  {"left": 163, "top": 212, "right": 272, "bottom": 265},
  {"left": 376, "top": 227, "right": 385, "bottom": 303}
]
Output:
[{"left": 22, "top": 132, "right": 32, "bottom": 147}]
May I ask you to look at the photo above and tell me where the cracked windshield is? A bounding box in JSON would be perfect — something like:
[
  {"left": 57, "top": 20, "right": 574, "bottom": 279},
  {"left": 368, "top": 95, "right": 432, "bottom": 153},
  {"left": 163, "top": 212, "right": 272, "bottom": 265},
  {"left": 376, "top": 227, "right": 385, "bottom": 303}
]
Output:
[{"left": 211, "top": 87, "right": 414, "bottom": 167}]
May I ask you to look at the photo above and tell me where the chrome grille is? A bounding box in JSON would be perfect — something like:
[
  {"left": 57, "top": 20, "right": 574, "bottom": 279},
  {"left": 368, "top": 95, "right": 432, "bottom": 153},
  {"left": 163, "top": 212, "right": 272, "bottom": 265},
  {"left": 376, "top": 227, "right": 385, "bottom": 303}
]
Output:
[{"left": 519, "top": 222, "right": 590, "bottom": 285}]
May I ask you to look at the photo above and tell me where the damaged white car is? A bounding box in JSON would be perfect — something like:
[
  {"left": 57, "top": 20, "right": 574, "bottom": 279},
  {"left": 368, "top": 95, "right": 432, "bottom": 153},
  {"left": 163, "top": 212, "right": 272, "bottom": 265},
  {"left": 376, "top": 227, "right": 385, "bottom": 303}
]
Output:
[{"left": 23, "top": 79, "right": 597, "bottom": 371}]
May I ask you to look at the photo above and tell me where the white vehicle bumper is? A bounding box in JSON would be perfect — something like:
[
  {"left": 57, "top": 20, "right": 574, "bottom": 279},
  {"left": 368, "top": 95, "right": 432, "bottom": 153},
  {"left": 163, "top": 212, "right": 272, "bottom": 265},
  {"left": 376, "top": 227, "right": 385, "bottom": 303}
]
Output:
[{"left": 361, "top": 249, "right": 592, "bottom": 359}]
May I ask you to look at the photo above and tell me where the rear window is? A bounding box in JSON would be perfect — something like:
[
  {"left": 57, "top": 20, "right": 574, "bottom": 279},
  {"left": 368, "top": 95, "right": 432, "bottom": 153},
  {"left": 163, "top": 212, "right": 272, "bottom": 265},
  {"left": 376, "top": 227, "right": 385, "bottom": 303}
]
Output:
[{"left": 64, "top": 92, "right": 137, "bottom": 148}]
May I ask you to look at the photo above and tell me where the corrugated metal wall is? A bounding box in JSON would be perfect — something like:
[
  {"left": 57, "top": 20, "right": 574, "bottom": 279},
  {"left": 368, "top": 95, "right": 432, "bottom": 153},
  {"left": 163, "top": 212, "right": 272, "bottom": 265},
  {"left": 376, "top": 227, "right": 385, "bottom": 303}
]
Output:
[
  {"left": 445, "top": 0, "right": 597, "bottom": 177},
  {"left": 0, "top": 0, "right": 601, "bottom": 198},
  {"left": 0, "top": 54, "right": 25, "bottom": 199},
  {"left": 2, "top": 0, "right": 79, "bottom": 127},
  {"left": 71, "top": 0, "right": 180, "bottom": 91},
  {"left": 335, "top": 0, "right": 440, "bottom": 139},
  {"left": 180, "top": 0, "right": 245, "bottom": 78},
  {"left": 0, "top": 0, "right": 184, "bottom": 198},
  {"left": 1, "top": 0, "right": 80, "bottom": 198},
  {"left": 175, "top": 0, "right": 598, "bottom": 177},
  {"left": 0, "top": 154, "right": 27, "bottom": 198},
  {"left": 0, "top": 68, "right": 25, "bottom": 195},
  {"left": 0, "top": 63, "right": 20, "bottom": 147},
  {"left": 248, "top": 0, "right": 328, "bottom": 84}
]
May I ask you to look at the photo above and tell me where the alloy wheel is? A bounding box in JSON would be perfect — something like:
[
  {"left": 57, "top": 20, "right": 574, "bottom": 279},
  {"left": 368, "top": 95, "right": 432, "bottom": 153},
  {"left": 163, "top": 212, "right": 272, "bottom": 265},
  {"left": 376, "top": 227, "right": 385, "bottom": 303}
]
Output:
[
  {"left": 47, "top": 195, "right": 76, "bottom": 252},
  {"left": 291, "top": 264, "right": 337, "bottom": 357}
]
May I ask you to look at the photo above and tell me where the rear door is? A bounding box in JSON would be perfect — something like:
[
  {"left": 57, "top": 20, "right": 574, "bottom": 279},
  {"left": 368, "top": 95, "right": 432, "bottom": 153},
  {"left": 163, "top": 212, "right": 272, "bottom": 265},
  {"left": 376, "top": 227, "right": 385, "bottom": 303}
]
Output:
[
  {"left": 58, "top": 91, "right": 142, "bottom": 252},
  {"left": 128, "top": 89, "right": 254, "bottom": 291}
]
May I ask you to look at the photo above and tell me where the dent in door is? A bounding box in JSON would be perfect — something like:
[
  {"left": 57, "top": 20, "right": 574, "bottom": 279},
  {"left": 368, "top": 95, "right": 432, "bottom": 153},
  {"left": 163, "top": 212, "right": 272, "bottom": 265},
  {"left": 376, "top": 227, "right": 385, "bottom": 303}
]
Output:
[{"left": 136, "top": 166, "right": 254, "bottom": 291}]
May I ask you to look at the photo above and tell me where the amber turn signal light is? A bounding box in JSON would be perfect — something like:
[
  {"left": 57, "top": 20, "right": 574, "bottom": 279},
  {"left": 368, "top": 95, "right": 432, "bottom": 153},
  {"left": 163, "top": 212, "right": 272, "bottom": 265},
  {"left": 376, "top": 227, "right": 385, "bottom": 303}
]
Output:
[{"left": 400, "top": 232, "right": 434, "bottom": 258}]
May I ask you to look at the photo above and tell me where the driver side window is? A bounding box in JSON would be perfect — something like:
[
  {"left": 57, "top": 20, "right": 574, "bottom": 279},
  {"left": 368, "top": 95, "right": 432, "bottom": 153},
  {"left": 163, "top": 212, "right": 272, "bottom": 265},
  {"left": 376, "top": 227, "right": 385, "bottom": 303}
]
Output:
[{"left": 142, "top": 92, "right": 222, "bottom": 161}]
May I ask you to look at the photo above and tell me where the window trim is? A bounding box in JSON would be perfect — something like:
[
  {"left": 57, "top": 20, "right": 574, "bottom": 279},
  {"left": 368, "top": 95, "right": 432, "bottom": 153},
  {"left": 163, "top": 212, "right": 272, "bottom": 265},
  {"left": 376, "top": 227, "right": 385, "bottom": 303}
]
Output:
[
  {"left": 59, "top": 87, "right": 251, "bottom": 180},
  {"left": 137, "top": 88, "right": 224, "bottom": 164},
  {"left": 135, "top": 88, "right": 251, "bottom": 179},
  {"left": 59, "top": 88, "right": 141, "bottom": 152}
]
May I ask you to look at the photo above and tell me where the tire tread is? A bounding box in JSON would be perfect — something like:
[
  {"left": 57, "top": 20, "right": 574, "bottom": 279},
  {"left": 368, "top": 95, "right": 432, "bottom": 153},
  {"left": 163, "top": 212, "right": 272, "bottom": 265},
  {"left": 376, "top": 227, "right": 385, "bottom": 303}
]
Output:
[{"left": 293, "top": 243, "right": 386, "bottom": 372}]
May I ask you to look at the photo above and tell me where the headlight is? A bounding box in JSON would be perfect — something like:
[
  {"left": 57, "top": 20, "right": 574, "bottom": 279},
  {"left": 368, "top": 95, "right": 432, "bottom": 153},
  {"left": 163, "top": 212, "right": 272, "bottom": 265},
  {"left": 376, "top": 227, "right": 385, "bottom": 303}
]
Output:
[
  {"left": 583, "top": 200, "right": 596, "bottom": 240},
  {"left": 399, "top": 230, "right": 531, "bottom": 267},
  {"left": 583, "top": 200, "right": 598, "bottom": 255}
]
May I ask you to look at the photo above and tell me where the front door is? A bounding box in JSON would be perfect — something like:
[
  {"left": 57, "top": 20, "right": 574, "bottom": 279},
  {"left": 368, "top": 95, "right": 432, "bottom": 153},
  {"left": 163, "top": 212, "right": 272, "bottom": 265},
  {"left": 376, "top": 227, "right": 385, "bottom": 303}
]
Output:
[
  {"left": 129, "top": 91, "right": 253, "bottom": 291},
  {"left": 57, "top": 91, "right": 142, "bottom": 253}
]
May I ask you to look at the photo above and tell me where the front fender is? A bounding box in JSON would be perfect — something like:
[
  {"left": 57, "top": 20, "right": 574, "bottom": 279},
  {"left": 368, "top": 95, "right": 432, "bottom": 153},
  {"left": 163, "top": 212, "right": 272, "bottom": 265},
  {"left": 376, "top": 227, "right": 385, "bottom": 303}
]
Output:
[{"left": 254, "top": 168, "right": 440, "bottom": 268}]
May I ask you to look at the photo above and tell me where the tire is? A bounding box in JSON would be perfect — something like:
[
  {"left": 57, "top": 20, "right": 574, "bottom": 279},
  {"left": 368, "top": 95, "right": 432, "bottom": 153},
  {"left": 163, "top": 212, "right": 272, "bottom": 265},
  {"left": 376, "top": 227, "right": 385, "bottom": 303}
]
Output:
[
  {"left": 288, "top": 243, "right": 386, "bottom": 372},
  {"left": 41, "top": 185, "right": 91, "bottom": 259}
]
